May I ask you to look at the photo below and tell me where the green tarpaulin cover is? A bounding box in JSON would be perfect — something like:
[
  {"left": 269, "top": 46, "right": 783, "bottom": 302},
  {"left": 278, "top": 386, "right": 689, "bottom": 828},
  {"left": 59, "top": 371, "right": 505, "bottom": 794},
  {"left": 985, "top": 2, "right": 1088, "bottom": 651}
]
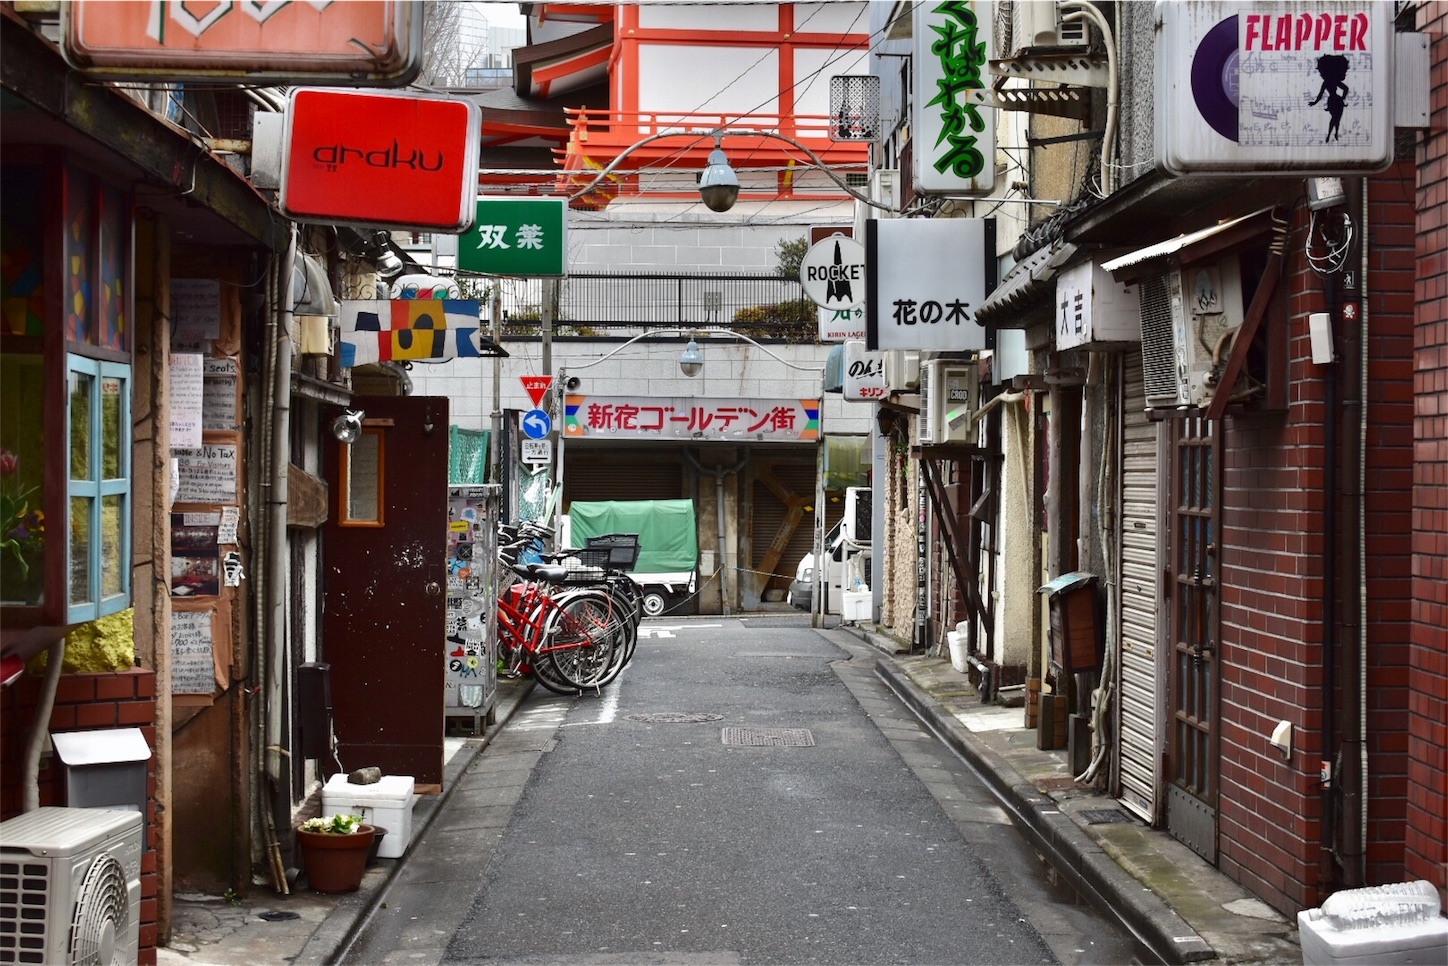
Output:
[{"left": 568, "top": 500, "right": 698, "bottom": 573}]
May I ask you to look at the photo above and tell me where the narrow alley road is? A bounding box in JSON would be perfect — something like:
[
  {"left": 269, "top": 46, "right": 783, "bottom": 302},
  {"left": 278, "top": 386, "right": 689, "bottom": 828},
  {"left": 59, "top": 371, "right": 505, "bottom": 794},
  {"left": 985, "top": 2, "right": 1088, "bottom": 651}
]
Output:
[{"left": 342, "top": 618, "right": 1143, "bottom": 965}]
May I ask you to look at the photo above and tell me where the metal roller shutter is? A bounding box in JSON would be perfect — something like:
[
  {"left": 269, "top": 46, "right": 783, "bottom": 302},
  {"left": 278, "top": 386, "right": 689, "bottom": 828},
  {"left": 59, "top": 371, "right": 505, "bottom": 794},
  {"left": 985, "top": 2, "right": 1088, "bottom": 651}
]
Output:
[{"left": 1117, "top": 353, "right": 1161, "bottom": 822}]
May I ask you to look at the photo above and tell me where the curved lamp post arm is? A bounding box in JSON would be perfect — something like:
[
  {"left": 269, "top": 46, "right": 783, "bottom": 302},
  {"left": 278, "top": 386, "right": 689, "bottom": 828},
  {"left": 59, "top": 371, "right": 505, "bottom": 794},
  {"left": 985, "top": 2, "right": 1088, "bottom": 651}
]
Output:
[{"left": 564, "top": 128, "right": 897, "bottom": 213}]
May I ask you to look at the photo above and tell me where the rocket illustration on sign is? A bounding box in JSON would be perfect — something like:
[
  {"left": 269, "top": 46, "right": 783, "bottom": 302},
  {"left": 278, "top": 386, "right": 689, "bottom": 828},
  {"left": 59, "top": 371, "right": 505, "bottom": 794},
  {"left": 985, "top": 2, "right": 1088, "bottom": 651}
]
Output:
[{"left": 799, "top": 233, "right": 866, "bottom": 311}]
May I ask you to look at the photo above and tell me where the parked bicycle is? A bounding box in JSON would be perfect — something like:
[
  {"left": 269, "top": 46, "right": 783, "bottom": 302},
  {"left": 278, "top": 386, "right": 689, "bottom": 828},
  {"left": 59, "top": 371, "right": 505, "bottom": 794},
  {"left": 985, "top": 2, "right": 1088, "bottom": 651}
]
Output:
[{"left": 495, "top": 521, "right": 642, "bottom": 694}]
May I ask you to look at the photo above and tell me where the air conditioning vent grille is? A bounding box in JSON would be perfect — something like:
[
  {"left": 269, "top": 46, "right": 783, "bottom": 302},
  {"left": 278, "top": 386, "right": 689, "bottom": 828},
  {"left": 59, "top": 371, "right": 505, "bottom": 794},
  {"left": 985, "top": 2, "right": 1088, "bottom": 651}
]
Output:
[
  {"left": 1138, "top": 273, "right": 1181, "bottom": 406},
  {"left": 0, "top": 857, "right": 53, "bottom": 964}
]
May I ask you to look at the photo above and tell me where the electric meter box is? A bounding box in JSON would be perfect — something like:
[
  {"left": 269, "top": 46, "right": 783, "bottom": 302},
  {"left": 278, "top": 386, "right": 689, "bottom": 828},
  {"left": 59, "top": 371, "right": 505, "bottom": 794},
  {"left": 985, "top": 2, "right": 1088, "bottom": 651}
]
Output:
[
  {"left": 322, "top": 773, "right": 415, "bottom": 859},
  {"left": 50, "top": 728, "right": 152, "bottom": 824}
]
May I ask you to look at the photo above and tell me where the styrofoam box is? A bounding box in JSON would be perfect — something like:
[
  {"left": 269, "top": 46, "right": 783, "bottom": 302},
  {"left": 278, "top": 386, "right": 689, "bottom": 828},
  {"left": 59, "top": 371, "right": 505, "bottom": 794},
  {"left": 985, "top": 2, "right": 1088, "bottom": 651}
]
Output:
[
  {"left": 1298, "top": 909, "right": 1448, "bottom": 966},
  {"left": 841, "top": 591, "right": 871, "bottom": 622},
  {"left": 322, "top": 774, "right": 415, "bottom": 859}
]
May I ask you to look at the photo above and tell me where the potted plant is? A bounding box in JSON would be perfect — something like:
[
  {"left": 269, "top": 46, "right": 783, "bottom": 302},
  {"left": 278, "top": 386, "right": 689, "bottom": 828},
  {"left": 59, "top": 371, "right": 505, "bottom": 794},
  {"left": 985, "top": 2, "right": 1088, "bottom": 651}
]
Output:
[{"left": 295, "top": 814, "right": 376, "bottom": 893}]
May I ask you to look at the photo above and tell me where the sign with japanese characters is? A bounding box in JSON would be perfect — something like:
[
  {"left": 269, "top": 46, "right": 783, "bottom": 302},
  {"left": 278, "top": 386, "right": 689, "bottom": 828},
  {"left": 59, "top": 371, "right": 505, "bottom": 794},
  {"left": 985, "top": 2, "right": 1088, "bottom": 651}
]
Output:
[
  {"left": 842, "top": 341, "right": 887, "bottom": 402},
  {"left": 563, "top": 396, "right": 820, "bottom": 443},
  {"left": 819, "top": 305, "right": 867, "bottom": 343},
  {"left": 281, "top": 89, "right": 481, "bottom": 231},
  {"left": 913, "top": 0, "right": 996, "bottom": 196},
  {"left": 458, "top": 197, "right": 568, "bottom": 277},
  {"left": 866, "top": 218, "right": 995, "bottom": 352}
]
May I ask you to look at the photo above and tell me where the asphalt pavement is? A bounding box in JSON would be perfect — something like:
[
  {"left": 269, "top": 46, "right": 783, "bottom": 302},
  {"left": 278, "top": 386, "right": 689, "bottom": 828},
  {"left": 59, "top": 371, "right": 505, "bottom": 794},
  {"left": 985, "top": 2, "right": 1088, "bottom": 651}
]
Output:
[{"left": 158, "top": 613, "right": 1303, "bottom": 966}]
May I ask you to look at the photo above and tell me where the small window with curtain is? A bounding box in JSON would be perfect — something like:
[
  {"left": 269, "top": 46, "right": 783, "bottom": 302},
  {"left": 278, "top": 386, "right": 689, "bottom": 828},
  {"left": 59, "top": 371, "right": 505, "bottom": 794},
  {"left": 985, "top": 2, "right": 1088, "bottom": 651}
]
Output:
[{"left": 66, "top": 356, "right": 131, "bottom": 622}]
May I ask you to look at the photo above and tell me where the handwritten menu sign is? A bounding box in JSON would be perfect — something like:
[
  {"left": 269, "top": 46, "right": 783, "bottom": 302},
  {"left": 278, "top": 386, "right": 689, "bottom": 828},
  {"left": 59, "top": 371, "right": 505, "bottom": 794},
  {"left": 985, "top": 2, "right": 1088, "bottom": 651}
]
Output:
[
  {"left": 175, "top": 444, "right": 238, "bottom": 504},
  {"left": 171, "top": 279, "right": 221, "bottom": 342},
  {"left": 171, "top": 609, "right": 216, "bottom": 694},
  {"left": 169, "top": 353, "right": 204, "bottom": 449},
  {"left": 202, "top": 357, "right": 239, "bottom": 431}
]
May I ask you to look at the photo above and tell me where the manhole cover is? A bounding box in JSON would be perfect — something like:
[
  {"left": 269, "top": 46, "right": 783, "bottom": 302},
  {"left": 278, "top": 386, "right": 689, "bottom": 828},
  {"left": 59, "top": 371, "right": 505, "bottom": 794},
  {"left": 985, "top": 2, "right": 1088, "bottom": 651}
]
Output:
[
  {"left": 625, "top": 712, "right": 725, "bottom": 724},
  {"left": 1080, "top": 808, "right": 1134, "bottom": 825},
  {"left": 721, "top": 727, "right": 815, "bottom": 747}
]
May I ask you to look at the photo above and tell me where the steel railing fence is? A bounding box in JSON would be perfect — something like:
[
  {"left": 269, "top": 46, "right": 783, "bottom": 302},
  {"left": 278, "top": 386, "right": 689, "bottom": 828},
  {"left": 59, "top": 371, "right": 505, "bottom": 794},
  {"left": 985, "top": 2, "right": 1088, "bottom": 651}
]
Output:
[{"left": 453, "top": 272, "right": 817, "bottom": 341}]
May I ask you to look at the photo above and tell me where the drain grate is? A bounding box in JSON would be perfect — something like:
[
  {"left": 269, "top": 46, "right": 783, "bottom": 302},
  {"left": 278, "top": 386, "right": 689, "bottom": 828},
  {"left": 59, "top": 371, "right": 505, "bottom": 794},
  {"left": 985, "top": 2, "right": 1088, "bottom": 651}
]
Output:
[
  {"left": 721, "top": 727, "right": 815, "bottom": 747},
  {"left": 625, "top": 712, "right": 725, "bottom": 724},
  {"left": 1080, "top": 808, "right": 1135, "bottom": 825}
]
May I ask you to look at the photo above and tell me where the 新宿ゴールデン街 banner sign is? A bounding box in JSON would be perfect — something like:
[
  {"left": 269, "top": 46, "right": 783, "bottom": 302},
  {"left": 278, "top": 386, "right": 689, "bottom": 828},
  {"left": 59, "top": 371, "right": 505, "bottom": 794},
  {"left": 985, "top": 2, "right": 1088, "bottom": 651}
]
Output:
[{"left": 563, "top": 396, "right": 820, "bottom": 443}]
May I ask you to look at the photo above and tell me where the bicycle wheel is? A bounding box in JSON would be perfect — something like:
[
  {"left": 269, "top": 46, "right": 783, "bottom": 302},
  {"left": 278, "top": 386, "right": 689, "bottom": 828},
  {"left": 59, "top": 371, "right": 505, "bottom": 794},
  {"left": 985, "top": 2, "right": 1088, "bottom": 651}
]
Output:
[
  {"left": 542, "top": 590, "right": 620, "bottom": 689},
  {"left": 523, "top": 595, "right": 587, "bottom": 695}
]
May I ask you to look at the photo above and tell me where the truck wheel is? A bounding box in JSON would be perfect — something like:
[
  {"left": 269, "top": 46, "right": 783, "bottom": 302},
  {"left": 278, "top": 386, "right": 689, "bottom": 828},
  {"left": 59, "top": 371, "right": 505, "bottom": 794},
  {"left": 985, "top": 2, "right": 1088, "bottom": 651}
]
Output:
[{"left": 642, "top": 591, "right": 668, "bottom": 617}]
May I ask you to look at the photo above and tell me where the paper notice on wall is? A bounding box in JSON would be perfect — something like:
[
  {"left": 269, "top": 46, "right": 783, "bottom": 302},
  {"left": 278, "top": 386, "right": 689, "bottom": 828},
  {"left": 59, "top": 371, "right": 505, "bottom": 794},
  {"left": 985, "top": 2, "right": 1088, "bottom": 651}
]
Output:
[
  {"left": 171, "top": 279, "right": 221, "bottom": 341},
  {"left": 217, "top": 506, "right": 240, "bottom": 545},
  {"left": 202, "top": 357, "right": 239, "bottom": 431},
  {"left": 171, "top": 608, "right": 218, "bottom": 694},
  {"left": 169, "top": 353, "right": 204, "bottom": 449},
  {"left": 174, "top": 444, "right": 239, "bottom": 504}
]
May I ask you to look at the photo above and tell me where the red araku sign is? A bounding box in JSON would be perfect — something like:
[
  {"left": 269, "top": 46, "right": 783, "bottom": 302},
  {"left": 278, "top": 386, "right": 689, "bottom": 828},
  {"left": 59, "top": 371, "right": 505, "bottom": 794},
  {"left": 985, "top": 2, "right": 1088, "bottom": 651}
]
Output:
[{"left": 281, "top": 89, "right": 481, "bottom": 233}]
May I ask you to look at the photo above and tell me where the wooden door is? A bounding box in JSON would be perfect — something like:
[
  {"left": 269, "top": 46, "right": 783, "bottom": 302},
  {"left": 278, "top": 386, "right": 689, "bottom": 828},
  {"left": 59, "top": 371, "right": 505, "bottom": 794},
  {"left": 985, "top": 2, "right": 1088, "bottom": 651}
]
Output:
[{"left": 322, "top": 396, "right": 449, "bottom": 789}]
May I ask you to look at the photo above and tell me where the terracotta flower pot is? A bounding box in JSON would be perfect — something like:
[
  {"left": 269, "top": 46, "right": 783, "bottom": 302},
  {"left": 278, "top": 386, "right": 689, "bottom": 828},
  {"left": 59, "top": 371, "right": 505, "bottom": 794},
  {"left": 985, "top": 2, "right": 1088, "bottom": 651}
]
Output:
[{"left": 297, "top": 825, "right": 376, "bottom": 894}]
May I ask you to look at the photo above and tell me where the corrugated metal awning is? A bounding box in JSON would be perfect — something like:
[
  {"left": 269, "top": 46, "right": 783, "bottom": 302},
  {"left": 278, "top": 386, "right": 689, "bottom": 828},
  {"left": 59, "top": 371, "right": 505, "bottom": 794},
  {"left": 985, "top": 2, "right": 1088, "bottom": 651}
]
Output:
[
  {"left": 1101, "top": 207, "right": 1276, "bottom": 279},
  {"left": 975, "top": 240, "right": 1078, "bottom": 329}
]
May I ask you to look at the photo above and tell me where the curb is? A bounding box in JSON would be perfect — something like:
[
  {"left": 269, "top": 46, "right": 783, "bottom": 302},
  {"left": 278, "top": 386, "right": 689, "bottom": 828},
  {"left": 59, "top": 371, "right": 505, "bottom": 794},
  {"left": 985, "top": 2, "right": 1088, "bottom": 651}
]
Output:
[
  {"left": 872, "top": 657, "right": 1214, "bottom": 966},
  {"left": 299, "top": 678, "right": 537, "bottom": 965}
]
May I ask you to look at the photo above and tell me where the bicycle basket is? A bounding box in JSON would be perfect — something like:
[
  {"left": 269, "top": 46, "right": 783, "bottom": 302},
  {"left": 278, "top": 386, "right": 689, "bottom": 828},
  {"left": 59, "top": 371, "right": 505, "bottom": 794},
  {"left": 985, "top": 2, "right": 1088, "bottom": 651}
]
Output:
[{"left": 583, "top": 533, "right": 641, "bottom": 571}]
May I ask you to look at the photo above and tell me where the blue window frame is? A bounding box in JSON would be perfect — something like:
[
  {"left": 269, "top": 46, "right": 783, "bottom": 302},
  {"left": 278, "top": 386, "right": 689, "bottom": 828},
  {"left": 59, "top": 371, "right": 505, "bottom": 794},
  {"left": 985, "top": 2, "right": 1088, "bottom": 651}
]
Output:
[{"left": 66, "top": 355, "right": 131, "bottom": 622}]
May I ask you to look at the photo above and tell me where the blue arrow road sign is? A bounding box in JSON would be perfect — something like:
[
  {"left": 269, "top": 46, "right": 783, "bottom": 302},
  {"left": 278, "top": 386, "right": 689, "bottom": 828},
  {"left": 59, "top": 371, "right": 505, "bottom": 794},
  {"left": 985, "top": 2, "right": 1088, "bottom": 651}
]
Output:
[{"left": 522, "top": 409, "right": 552, "bottom": 439}]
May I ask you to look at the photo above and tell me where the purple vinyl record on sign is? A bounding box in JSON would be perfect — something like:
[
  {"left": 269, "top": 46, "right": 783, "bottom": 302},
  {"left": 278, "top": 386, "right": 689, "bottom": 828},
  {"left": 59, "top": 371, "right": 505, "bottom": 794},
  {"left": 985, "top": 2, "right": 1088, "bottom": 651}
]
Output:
[{"left": 1191, "top": 15, "right": 1240, "bottom": 142}]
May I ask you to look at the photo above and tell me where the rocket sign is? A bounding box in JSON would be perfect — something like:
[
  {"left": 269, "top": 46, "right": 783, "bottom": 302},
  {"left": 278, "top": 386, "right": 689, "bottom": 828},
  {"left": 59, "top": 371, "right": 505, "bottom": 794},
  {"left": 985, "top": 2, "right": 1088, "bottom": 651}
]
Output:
[{"left": 800, "top": 234, "right": 866, "bottom": 311}]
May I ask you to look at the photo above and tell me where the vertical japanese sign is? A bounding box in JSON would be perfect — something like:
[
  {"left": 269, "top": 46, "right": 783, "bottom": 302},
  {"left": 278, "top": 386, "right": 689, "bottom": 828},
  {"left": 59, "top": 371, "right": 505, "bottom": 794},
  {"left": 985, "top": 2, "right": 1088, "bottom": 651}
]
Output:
[
  {"left": 866, "top": 218, "right": 995, "bottom": 352},
  {"left": 457, "top": 197, "right": 568, "bottom": 277},
  {"left": 913, "top": 1, "right": 996, "bottom": 196}
]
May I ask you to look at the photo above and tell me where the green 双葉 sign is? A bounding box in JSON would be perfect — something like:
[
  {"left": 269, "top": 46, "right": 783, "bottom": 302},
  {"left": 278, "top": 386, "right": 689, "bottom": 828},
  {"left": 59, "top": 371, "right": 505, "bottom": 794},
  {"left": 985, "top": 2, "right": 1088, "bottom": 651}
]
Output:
[{"left": 457, "top": 196, "right": 567, "bottom": 277}]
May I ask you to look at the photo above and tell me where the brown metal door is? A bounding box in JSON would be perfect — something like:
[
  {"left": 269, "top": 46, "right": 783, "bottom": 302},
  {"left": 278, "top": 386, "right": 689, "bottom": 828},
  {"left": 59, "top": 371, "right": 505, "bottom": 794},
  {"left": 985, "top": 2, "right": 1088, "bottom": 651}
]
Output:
[
  {"left": 1165, "top": 415, "right": 1219, "bottom": 861},
  {"left": 322, "top": 396, "right": 449, "bottom": 788}
]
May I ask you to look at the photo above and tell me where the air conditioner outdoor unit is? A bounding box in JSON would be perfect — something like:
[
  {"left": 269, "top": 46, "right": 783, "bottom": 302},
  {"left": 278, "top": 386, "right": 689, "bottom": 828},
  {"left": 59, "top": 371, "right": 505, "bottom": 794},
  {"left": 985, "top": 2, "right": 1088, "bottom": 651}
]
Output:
[
  {"left": 0, "top": 807, "right": 143, "bottom": 966},
  {"left": 1013, "top": 0, "right": 1088, "bottom": 53},
  {"left": 883, "top": 349, "right": 920, "bottom": 391},
  {"left": 919, "top": 359, "right": 980, "bottom": 444},
  {"left": 1138, "top": 259, "right": 1245, "bottom": 410}
]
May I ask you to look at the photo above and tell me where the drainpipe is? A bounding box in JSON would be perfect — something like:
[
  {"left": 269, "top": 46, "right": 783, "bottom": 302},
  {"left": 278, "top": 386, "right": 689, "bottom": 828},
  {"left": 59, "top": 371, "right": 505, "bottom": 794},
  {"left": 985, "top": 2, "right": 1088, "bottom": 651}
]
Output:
[
  {"left": 1318, "top": 267, "right": 1340, "bottom": 894},
  {"left": 22, "top": 638, "right": 66, "bottom": 812}
]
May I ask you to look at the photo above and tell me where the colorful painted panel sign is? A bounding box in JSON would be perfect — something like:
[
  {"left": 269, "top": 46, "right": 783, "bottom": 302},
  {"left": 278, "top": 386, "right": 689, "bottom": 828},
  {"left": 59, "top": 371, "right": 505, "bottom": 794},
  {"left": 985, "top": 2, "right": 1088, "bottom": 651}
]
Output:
[
  {"left": 62, "top": 0, "right": 421, "bottom": 85},
  {"left": 340, "top": 300, "right": 485, "bottom": 367},
  {"left": 1156, "top": 2, "right": 1393, "bottom": 175},
  {"left": 457, "top": 198, "right": 568, "bottom": 277},
  {"left": 866, "top": 218, "right": 995, "bottom": 352},
  {"left": 913, "top": 1, "right": 996, "bottom": 196},
  {"left": 282, "top": 89, "right": 481, "bottom": 232},
  {"left": 564, "top": 396, "right": 820, "bottom": 442}
]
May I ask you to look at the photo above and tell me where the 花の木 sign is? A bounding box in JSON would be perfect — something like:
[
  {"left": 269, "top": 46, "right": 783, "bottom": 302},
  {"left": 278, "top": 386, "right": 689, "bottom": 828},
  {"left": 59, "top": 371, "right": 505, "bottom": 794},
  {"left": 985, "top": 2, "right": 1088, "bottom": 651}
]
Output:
[{"left": 866, "top": 218, "right": 995, "bottom": 352}]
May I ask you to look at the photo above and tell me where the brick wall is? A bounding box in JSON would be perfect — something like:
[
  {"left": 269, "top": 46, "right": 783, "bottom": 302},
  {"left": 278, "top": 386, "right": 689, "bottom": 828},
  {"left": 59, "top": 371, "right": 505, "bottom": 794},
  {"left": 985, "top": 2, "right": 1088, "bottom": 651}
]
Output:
[
  {"left": 1, "top": 669, "right": 159, "bottom": 965},
  {"left": 1217, "top": 162, "right": 1418, "bottom": 914},
  {"left": 1411, "top": 1, "right": 1448, "bottom": 909}
]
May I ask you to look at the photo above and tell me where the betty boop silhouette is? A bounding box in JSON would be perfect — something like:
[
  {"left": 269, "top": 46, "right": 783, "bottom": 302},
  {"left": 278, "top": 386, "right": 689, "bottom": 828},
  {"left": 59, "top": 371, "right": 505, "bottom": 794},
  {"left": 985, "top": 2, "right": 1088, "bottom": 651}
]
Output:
[{"left": 1308, "top": 54, "right": 1349, "bottom": 143}]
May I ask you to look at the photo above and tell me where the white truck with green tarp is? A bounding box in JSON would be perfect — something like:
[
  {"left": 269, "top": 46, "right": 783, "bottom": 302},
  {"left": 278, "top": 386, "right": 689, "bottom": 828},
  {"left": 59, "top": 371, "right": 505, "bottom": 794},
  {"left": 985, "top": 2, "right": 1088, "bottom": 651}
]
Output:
[{"left": 561, "top": 499, "right": 699, "bottom": 617}]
